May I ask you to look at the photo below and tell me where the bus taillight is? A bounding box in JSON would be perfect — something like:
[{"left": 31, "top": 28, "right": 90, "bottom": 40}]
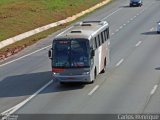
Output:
[{"left": 52, "top": 68, "right": 65, "bottom": 73}]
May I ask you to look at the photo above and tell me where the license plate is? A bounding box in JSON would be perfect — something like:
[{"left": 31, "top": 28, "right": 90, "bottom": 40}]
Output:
[{"left": 68, "top": 77, "right": 75, "bottom": 80}]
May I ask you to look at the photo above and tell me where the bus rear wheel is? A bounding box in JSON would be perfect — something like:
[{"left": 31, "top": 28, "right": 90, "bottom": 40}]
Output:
[{"left": 60, "top": 82, "right": 67, "bottom": 85}]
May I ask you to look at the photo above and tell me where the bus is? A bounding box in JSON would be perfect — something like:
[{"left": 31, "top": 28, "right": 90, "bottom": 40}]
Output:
[{"left": 48, "top": 21, "right": 110, "bottom": 84}]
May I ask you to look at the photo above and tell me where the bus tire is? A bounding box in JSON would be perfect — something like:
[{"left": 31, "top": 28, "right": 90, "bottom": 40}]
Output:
[
  {"left": 60, "top": 82, "right": 67, "bottom": 85},
  {"left": 88, "top": 80, "right": 94, "bottom": 84}
]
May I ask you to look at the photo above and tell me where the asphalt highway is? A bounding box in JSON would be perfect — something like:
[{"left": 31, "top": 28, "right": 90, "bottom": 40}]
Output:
[{"left": 0, "top": 0, "right": 160, "bottom": 119}]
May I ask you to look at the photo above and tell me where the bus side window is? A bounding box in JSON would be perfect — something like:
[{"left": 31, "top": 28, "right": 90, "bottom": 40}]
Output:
[
  {"left": 94, "top": 37, "right": 98, "bottom": 49},
  {"left": 104, "top": 29, "right": 108, "bottom": 41},
  {"left": 90, "top": 38, "right": 95, "bottom": 50},
  {"left": 96, "top": 36, "right": 99, "bottom": 48},
  {"left": 107, "top": 28, "right": 110, "bottom": 39},
  {"left": 90, "top": 39, "right": 93, "bottom": 48},
  {"left": 102, "top": 31, "right": 106, "bottom": 41},
  {"left": 98, "top": 35, "right": 101, "bottom": 47},
  {"left": 101, "top": 32, "right": 104, "bottom": 44}
]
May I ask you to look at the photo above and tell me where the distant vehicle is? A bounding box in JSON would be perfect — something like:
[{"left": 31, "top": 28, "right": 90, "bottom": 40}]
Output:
[
  {"left": 130, "top": 0, "right": 143, "bottom": 7},
  {"left": 48, "top": 21, "right": 110, "bottom": 84},
  {"left": 157, "top": 22, "right": 160, "bottom": 34}
]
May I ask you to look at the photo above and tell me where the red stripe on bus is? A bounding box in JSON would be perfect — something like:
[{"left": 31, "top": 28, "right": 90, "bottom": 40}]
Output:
[{"left": 52, "top": 68, "right": 65, "bottom": 73}]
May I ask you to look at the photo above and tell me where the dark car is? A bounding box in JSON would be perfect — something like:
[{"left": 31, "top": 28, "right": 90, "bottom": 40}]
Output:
[
  {"left": 157, "top": 21, "right": 160, "bottom": 34},
  {"left": 130, "top": 0, "right": 143, "bottom": 7}
]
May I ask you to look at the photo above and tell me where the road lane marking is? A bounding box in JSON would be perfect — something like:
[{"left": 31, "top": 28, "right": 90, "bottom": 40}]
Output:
[
  {"left": 111, "top": 33, "right": 115, "bottom": 36},
  {"left": 56, "top": 26, "right": 73, "bottom": 37},
  {"left": 110, "top": 7, "right": 149, "bottom": 36},
  {"left": 119, "top": 26, "right": 123, "bottom": 29},
  {"left": 88, "top": 85, "right": 99, "bottom": 95},
  {"left": 0, "top": 45, "right": 51, "bottom": 67},
  {"left": 135, "top": 41, "right": 142, "bottom": 47},
  {"left": 150, "top": 85, "right": 158, "bottom": 95},
  {"left": 150, "top": 28, "right": 154, "bottom": 31},
  {"left": 115, "top": 29, "right": 119, "bottom": 32},
  {"left": 1, "top": 80, "right": 53, "bottom": 116},
  {"left": 116, "top": 59, "right": 124, "bottom": 67},
  {"left": 101, "top": 8, "right": 122, "bottom": 20},
  {"left": 141, "top": 9, "right": 145, "bottom": 13}
]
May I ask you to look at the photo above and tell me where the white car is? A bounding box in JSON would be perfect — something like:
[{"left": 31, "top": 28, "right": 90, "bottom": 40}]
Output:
[{"left": 157, "top": 22, "right": 160, "bottom": 34}]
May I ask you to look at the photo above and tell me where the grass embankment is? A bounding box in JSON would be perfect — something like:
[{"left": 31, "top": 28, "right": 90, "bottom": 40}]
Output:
[{"left": 0, "top": 0, "right": 106, "bottom": 53}]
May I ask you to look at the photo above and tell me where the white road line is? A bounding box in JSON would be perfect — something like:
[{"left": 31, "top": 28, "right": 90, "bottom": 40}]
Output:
[
  {"left": 88, "top": 85, "right": 99, "bottom": 96},
  {"left": 135, "top": 41, "right": 142, "bottom": 47},
  {"left": 115, "top": 29, "right": 119, "bottom": 32},
  {"left": 142, "top": 9, "right": 145, "bottom": 12},
  {"left": 150, "top": 85, "right": 158, "bottom": 95},
  {"left": 1, "top": 80, "right": 53, "bottom": 116},
  {"left": 140, "top": 11, "right": 143, "bottom": 14},
  {"left": 56, "top": 26, "right": 72, "bottom": 37},
  {"left": 150, "top": 28, "right": 154, "bottom": 31},
  {"left": 130, "top": 18, "right": 133, "bottom": 21},
  {"left": 127, "top": 21, "right": 130, "bottom": 23},
  {"left": 123, "top": 24, "right": 126, "bottom": 26},
  {"left": 137, "top": 13, "right": 139, "bottom": 16},
  {"left": 0, "top": 45, "right": 51, "bottom": 67},
  {"left": 119, "top": 26, "right": 123, "bottom": 29},
  {"left": 111, "top": 33, "right": 115, "bottom": 36},
  {"left": 0, "top": 27, "right": 73, "bottom": 67},
  {"left": 116, "top": 59, "right": 124, "bottom": 67},
  {"left": 111, "top": 33, "right": 115, "bottom": 35},
  {"left": 101, "top": 8, "right": 122, "bottom": 20}
]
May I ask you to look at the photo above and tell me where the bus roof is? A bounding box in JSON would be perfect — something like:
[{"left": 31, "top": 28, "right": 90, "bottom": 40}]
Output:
[{"left": 55, "top": 21, "right": 109, "bottom": 40}]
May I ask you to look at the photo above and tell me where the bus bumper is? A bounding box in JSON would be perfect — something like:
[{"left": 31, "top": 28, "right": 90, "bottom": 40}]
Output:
[{"left": 52, "top": 74, "right": 91, "bottom": 83}]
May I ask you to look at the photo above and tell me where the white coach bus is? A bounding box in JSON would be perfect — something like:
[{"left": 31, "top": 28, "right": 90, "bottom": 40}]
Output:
[{"left": 49, "top": 21, "right": 110, "bottom": 84}]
